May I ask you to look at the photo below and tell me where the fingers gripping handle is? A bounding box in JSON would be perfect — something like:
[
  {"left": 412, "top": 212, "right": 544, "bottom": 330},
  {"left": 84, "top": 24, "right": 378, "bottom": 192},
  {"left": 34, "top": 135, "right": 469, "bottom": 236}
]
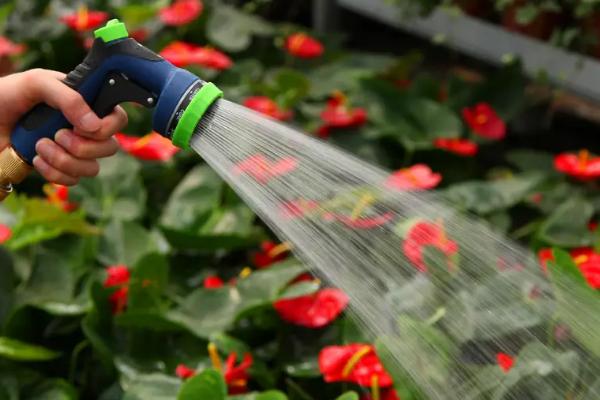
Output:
[{"left": 0, "top": 19, "right": 210, "bottom": 201}]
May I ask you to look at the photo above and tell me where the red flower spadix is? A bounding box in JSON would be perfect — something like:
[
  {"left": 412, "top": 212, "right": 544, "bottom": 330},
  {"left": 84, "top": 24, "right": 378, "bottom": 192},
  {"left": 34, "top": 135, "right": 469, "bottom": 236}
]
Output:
[
  {"left": 319, "top": 344, "right": 394, "bottom": 388},
  {"left": 233, "top": 154, "right": 298, "bottom": 184},
  {"left": 554, "top": 150, "right": 600, "bottom": 181},
  {"left": 207, "top": 343, "right": 253, "bottom": 394},
  {"left": 160, "top": 41, "right": 232, "bottom": 70},
  {"left": 403, "top": 221, "right": 459, "bottom": 272},
  {"left": 274, "top": 288, "right": 349, "bottom": 328},
  {"left": 115, "top": 132, "right": 180, "bottom": 161},
  {"left": 385, "top": 164, "right": 442, "bottom": 191},
  {"left": 285, "top": 33, "right": 324, "bottom": 59},
  {"left": 159, "top": 0, "right": 204, "bottom": 26},
  {"left": 462, "top": 103, "right": 506, "bottom": 140},
  {"left": 434, "top": 137, "right": 478, "bottom": 156},
  {"left": 61, "top": 7, "right": 108, "bottom": 31},
  {"left": 244, "top": 96, "right": 293, "bottom": 121}
]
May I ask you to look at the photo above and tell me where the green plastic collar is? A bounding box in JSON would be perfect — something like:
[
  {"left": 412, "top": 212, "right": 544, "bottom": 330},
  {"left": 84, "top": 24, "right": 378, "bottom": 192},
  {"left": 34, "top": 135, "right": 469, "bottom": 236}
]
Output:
[
  {"left": 172, "top": 82, "right": 223, "bottom": 150},
  {"left": 94, "top": 19, "right": 129, "bottom": 43}
]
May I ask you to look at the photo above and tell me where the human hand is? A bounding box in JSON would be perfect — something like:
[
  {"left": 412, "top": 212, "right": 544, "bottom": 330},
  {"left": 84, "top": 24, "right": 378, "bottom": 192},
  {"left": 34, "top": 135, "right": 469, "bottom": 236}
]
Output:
[{"left": 0, "top": 68, "right": 128, "bottom": 185}]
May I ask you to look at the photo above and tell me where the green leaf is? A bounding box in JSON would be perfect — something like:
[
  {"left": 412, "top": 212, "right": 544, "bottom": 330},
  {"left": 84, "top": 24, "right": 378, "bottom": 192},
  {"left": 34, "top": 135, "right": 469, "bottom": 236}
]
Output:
[
  {"left": 160, "top": 165, "right": 223, "bottom": 231},
  {"left": 207, "top": 5, "right": 274, "bottom": 52},
  {"left": 376, "top": 316, "right": 455, "bottom": 399},
  {"left": 506, "top": 149, "right": 556, "bottom": 173},
  {"left": 444, "top": 270, "right": 552, "bottom": 343},
  {"left": 539, "top": 197, "right": 594, "bottom": 247},
  {"left": 168, "top": 261, "right": 305, "bottom": 338},
  {"left": 260, "top": 68, "right": 310, "bottom": 108},
  {"left": 550, "top": 249, "right": 600, "bottom": 357},
  {"left": 1, "top": 194, "right": 98, "bottom": 251},
  {"left": 335, "top": 392, "right": 359, "bottom": 400},
  {"left": 13, "top": 243, "right": 91, "bottom": 316},
  {"left": 362, "top": 79, "right": 461, "bottom": 151},
  {"left": 232, "top": 391, "right": 289, "bottom": 400},
  {"left": 278, "top": 281, "right": 320, "bottom": 300},
  {"left": 71, "top": 152, "right": 146, "bottom": 221},
  {"left": 0, "top": 337, "right": 59, "bottom": 361},
  {"left": 444, "top": 174, "right": 543, "bottom": 214},
  {"left": 516, "top": 4, "right": 540, "bottom": 25},
  {"left": 125, "top": 253, "right": 170, "bottom": 313},
  {"left": 117, "top": 4, "right": 159, "bottom": 27},
  {"left": 309, "top": 53, "right": 395, "bottom": 98},
  {"left": 98, "top": 220, "right": 159, "bottom": 267},
  {"left": 122, "top": 373, "right": 181, "bottom": 400},
  {"left": 177, "top": 369, "right": 226, "bottom": 400}
]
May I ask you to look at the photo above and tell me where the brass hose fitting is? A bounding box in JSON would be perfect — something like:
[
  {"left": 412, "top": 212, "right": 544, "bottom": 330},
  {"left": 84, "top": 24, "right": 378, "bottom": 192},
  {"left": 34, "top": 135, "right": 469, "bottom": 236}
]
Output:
[{"left": 0, "top": 146, "right": 32, "bottom": 201}]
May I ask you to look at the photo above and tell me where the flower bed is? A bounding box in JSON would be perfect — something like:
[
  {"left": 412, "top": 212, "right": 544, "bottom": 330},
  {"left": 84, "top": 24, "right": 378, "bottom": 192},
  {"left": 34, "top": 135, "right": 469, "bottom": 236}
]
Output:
[{"left": 0, "top": 0, "right": 598, "bottom": 399}]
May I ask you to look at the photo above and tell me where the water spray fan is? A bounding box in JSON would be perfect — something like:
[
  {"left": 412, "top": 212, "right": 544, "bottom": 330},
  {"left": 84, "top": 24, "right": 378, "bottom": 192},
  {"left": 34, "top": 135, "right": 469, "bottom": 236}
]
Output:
[{"left": 0, "top": 19, "right": 223, "bottom": 200}]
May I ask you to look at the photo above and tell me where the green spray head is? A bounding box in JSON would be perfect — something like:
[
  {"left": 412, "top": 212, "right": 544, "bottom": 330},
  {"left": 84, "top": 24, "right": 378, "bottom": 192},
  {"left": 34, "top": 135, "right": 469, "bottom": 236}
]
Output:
[{"left": 171, "top": 82, "right": 224, "bottom": 150}]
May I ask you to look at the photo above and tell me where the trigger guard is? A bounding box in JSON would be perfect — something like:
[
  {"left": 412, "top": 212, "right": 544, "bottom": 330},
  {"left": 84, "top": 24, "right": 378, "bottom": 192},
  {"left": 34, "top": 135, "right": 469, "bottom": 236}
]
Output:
[{"left": 92, "top": 72, "right": 157, "bottom": 117}]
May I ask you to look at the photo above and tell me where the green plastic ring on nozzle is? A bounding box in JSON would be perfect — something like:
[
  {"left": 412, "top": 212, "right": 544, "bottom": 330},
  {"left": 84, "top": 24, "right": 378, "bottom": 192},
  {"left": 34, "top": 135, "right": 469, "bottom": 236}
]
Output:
[{"left": 172, "top": 82, "right": 223, "bottom": 150}]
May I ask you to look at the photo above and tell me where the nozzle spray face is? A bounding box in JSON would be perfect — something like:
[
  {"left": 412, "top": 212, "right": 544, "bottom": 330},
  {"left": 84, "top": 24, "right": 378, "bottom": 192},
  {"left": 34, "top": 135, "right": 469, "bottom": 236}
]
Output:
[{"left": 169, "top": 82, "right": 223, "bottom": 150}]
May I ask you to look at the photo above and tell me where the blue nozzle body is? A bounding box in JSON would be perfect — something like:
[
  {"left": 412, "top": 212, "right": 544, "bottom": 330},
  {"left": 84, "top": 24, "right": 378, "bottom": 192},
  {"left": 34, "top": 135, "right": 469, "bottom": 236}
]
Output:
[{"left": 9, "top": 20, "right": 206, "bottom": 164}]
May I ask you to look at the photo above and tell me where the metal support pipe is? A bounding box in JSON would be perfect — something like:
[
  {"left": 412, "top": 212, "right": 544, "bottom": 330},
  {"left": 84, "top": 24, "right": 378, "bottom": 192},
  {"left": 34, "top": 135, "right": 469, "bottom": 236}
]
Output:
[{"left": 313, "top": 0, "right": 338, "bottom": 34}]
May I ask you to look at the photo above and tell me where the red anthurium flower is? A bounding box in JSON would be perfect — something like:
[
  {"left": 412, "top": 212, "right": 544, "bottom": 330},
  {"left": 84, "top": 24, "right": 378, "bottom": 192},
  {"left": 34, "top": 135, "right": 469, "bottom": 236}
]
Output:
[
  {"left": 319, "top": 344, "right": 394, "bottom": 388},
  {"left": 403, "top": 221, "right": 459, "bottom": 272},
  {"left": 115, "top": 132, "right": 179, "bottom": 161},
  {"left": 385, "top": 164, "right": 442, "bottom": 191},
  {"left": 0, "top": 224, "right": 12, "bottom": 244},
  {"left": 537, "top": 248, "right": 554, "bottom": 274},
  {"left": 244, "top": 96, "right": 293, "bottom": 121},
  {"left": 361, "top": 389, "right": 401, "bottom": 400},
  {"left": 571, "top": 248, "right": 600, "bottom": 289},
  {"left": 462, "top": 103, "right": 506, "bottom": 140},
  {"left": 0, "top": 37, "right": 25, "bottom": 57},
  {"left": 160, "top": 41, "right": 232, "bottom": 70},
  {"left": 207, "top": 343, "right": 253, "bottom": 394},
  {"left": 554, "top": 150, "right": 600, "bottom": 181},
  {"left": 103, "top": 265, "right": 130, "bottom": 314},
  {"left": 280, "top": 199, "right": 319, "bottom": 220},
  {"left": 224, "top": 352, "right": 253, "bottom": 394},
  {"left": 176, "top": 364, "right": 196, "bottom": 379},
  {"left": 44, "top": 184, "right": 77, "bottom": 212},
  {"left": 159, "top": 0, "right": 203, "bottom": 26},
  {"left": 285, "top": 33, "right": 324, "bottom": 59},
  {"left": 589, "top": 221, "right": 598, "bottom": 231},
  {"left": 434, "top": 137, "right": 478, "bottom": 156},
  {"left": 497, "top": 353, "right": 515, "bottom": 373},
  {"left": 61, "top": 6, "right": 108, "bottom": 31},
  {"left": 233, "top": 154, "right": 298, "bottom": 184},
  {"left": 253, "top": 241, "right": 291, "bottom": 268},
  {"left": 318, "top": 92, "right": 367, "bottom": 138},
  {"left": 204, "top": 275, "right": 224, "bottom": 289},
  {"left": 274, "top": 288, "right": 349, "bottom": 328}
]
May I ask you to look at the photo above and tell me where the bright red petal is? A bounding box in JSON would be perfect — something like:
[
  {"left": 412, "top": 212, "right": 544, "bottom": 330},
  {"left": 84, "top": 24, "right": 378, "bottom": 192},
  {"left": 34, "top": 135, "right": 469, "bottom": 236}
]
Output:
[{"left": 274, "top": 288, "right": 349, "bottom": 328}]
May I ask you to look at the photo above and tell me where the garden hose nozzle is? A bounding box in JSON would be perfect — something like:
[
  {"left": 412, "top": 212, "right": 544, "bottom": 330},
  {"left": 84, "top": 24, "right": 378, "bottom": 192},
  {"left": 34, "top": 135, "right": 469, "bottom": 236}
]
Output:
[{"left": 0, "top": 19, "right": 223, "bottom": 201}]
